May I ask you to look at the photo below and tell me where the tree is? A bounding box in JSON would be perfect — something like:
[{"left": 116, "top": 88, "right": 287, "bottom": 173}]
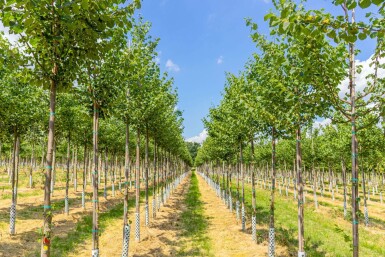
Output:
[
  {"left": 1, "top": 1, "right": 140, "bottom": 255},
  {"left": 186, "top": 142, "right": 200, "bottom": 164}
]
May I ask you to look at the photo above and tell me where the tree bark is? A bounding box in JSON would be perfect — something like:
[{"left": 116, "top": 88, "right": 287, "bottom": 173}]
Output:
[
  {"left": 9, "top": 132, "right": 18, "bottom": 235},
  {"left": 349, "top": 9, "right": 359, "bottom": 257},
  {"left": 65, "top": 135, "right": 70, "bottom": 215},
  {"left": 296, "top": 126, "right": 305, "bottom": 255},
  {"left": 135, "top": 127, "right": 141, "bottom": 241},
  {"left": 145, "top": 126, "right": 149, "bottom": 225},
  {"left": 92, "top": 102, "right": 100, "bottom": 253},
  {"left": 41, "top": 75, "right": 57, "bottom": 257}
]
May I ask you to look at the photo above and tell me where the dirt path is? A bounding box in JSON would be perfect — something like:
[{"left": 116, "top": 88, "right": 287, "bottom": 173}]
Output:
[
  {"left": 131, "top": 175, "right": 190, "bottom": 257},
  {"left": 69, "top": 175, "right": 190, "bottom": 257},
  {"left": 196, "top": 173, "right": 288, "bottom": 257}
]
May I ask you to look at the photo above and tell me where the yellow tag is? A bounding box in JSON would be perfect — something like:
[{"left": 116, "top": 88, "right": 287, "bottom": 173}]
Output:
[{"left": 44, "top": 245, "right": 48, "bottom": 251}]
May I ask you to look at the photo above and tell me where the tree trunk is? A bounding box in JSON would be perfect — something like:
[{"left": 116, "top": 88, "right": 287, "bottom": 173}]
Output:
[
  {"left": 74, "top": 147, "right": 78, "bottom": 192},
  {"left": 9, "top": 132, "right": 18, "bottom": 235},
  {"left": 104, "top": 150, "right": 108, "bottom": 199},
  {"left": 50, "top": 142, "right": 56, "bottom": 196},
  {"left": 30, "top": 142, "right": 35, "bottom": 188},
  {"left": 135, "top": 128, "right": 141, "bottom": 241},
  {"left": 349, "top": 9, "right": 359, "bottom": 257},
  {"left": 240, "top": 142, "right": 245, "bottom": 231},
  {"left": 122, "top": 120, "right": 130, "bottom": 257},
  {"left": 82, "top": 143, "right": 87, "bottom": 209},
  {"left": 92, "top": 102, "right": 100, "bottom": 255},
  {"left": 153, "top": 141, "right": 157, "bottom": 219},
  {"left": 65, "top": 135, "right": 70, "bottom": 215},
  {"left": 41, "top": 76, "right": 57, "bottom": 257},
  {"left": 269, "top": 127, "right": 276, "bottom": 256},
  {"left": 296, "top": 126, "right": 305, "bottom": 256},
  {"left": 145, "top": 126, "right": 149, "bottom": 226}
]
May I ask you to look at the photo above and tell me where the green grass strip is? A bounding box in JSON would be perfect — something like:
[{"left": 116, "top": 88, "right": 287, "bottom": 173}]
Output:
[
  {"left": 178, "top": 172, "right": 212, "bottom": 256},
  {"left": 222, "top": 179, "right": 385, "bottom": 257}
]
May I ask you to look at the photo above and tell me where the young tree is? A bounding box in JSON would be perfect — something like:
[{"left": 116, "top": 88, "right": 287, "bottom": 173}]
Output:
[{"left": 1, "top": 1, "right": 140, "bottom": 255}]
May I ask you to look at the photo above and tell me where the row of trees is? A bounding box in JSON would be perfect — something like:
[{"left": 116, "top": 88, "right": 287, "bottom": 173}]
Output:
[
  {"left": 196, "top": 1, "right": 385, "bottom": 256},
  {"left": 0, "top": 1, "right": 192, "bottom": 256}
]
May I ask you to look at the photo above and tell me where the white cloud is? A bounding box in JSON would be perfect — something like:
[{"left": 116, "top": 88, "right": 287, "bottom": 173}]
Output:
[
  {"left": 313, "top": 118, "right": 331, "bottom": 129},
  {"left": 166, "top": 59, "right": 180, "bottom": 72},
  {"left": 339, "top": 55, "right": 385, "bottom": 98},
  {"left": 217, "top": 56, "right": 224, "bottom": 64},
  {"left": 186, "top": 130, "right": 208, "bottom": 144}
]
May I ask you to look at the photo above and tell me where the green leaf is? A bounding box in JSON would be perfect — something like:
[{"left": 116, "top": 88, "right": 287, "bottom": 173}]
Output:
[
  {"left": 327, "top": 30, "right": 337, "bottom": 39},
  {"left": 81, "top": 0, "right": 89, "bottom": 10},
  {"left": 347, "top": 1, "right": 357, "bottom": 9},
  {"left": 358, "top": 32, "right": 367, "bottom": 40},
  {"left": 358, "top": 0, "right": 371, "bottom": 8}
]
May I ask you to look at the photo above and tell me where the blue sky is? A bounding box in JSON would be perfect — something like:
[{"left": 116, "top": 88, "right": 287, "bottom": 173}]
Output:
[{"left": 137, "top": 0, "right": 377, "bottom": 141}]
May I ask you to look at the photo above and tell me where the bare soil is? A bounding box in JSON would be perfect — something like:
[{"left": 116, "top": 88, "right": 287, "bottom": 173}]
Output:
[
  {"left": 196, "top": 174, "right": 288, "bottom": 257},
  {"left": 68, "top": 176, "right": 190, "bottom": 257}
]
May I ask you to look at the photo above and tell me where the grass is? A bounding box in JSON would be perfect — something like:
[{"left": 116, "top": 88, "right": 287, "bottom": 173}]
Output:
[
  {"left": 224, "top": 180, "right": 385, "bottom": 257},
  {"left": 177, "top": 172, "right": 212, "bottom": 256}
]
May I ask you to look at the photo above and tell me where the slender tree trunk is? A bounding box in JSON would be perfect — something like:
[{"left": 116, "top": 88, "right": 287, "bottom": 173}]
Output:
[
  {"left": 30, "top": 143, "right": 35, "bottom": 188},
  {"left": 349, "top": 9, "right": 359, "bottom": 257},
  {"left": 240, "top": 142, "right": 245, "bottom": 231},
  {"left": 342, "top": 160, "right": 347, "bottom": 218},
  {"left": 153, "top": 141, "right": 157, "bottom": 219},
  {"left": 145, "top": 126, "right": 149, "bottom": 226},
  {"left": 82, "top": 143, "right": 87, "bottom": 210},
  {"left": 41, "top": 75, "right": 57, "bottom": 257},
  {"left": 269, "top": 127, "right": 276, "bottom": 256},
  {"left": 122, "top": 120, "right": 131, "bottom": 257},
  {"left": 104, "top": 150, "right": 108, "bottom": 199},
  {"left": 362, "top": 167, "right": 369, "bottom": 226},
  {"left": 65, "top": 135, "right": 70, "bottom": 215},
  {"left": 50, "top": 142, "right": 56, "bottom": 196},
  {"left": 250, "top": 139, "right": 257, "bottom": 242},
  {"left": 251, "top": 140, "right": 256, "bottom": 213},
  {"left": 9, "top": 132, "right": 18, "bottom": 235},
  {"left": 296, "top": 126, "right": 305, "bottom": 256},
  {"left": 135, "top": 128, "right": 141, "bottom": 241},
  {"left": 92, "top": 102, "right": 100, "bottom": 255},
  {"left": 74, "top": 146, "right": 78, "bottom": 192},
  {"left": 14, "top": 136, "right": 20, "bottom": 206}
]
